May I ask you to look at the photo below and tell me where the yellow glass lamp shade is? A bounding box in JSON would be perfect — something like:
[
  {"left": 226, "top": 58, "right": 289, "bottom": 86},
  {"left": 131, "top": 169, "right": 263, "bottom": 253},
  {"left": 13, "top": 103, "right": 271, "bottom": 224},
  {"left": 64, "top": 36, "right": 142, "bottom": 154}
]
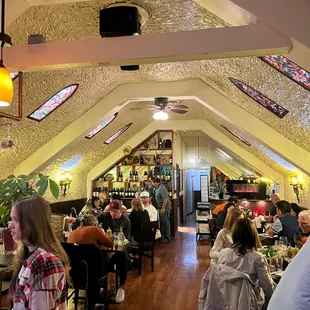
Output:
[{"left": 0, "top": 65, "right": 13, "bottom": 107}]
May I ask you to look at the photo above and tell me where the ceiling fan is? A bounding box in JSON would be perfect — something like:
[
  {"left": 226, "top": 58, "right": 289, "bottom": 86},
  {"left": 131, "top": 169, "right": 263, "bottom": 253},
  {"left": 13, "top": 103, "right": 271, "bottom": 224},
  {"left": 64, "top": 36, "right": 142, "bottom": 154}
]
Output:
[{"left": 130, "top": 97, "right": 188, "bottom": 117}]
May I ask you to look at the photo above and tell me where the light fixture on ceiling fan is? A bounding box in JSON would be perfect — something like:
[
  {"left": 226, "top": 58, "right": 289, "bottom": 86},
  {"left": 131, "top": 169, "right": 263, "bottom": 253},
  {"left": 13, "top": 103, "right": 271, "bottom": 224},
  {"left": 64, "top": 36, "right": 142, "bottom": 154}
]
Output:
[
  {"left": 0, "top": 0, "right": 13, "bottom": 107},
  {"left": 131, "top": 97, "right": 188, "bottom": 120}
]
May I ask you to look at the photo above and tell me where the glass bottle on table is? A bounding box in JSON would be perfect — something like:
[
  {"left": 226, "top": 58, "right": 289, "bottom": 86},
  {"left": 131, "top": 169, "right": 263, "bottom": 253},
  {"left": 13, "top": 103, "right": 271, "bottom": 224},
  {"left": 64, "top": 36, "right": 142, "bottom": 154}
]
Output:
[{"left": 118, "top": 225, "right": 125, "bottom": 245}]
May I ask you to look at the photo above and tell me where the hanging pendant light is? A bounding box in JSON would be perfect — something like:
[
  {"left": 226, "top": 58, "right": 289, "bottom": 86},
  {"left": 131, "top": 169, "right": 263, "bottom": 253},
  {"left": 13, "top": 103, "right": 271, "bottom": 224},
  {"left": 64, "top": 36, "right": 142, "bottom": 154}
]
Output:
[{"left": 0, "top": 0, "right": 13, "bottom": 107}]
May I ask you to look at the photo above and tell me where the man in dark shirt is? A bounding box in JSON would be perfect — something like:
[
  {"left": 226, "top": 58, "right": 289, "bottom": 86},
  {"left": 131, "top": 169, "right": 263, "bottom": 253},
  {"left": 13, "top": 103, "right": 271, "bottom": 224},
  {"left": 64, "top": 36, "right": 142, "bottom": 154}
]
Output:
[
  {"left": 98, "top": 200, "right": 130, "bottom": 303},
  {"left": 268, "top": 200, "right": 299, "bottom": 244},
  {"left": 99, "top": 200, "right": 131, "bottom": 239}
]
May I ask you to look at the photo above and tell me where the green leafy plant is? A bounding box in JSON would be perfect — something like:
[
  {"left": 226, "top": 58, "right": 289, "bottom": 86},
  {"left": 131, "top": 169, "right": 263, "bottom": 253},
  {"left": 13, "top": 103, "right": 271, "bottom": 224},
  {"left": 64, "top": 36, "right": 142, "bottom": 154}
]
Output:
[{"left": 0, "top": 174, "right": 59, "bottom": 227}]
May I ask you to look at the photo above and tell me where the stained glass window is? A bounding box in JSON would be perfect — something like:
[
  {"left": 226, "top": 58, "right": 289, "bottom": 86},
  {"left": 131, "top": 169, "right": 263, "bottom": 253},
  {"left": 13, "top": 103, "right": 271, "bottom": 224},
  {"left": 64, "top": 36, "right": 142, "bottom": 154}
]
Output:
[
  {"left": 85, "top": 113, "right": 118, "bottom": 139},
  {"left": 221, "top": 125, "right": 251, "bottom": 146},
  {"left": 260, "top": 55, "right": 310, "bottom": 91},
  {"left": 10, "top": 72, "right": 18, "bottom": 81},
  {"left": 28, "top": 84, "right": 79, "bottom": 121},
  {"left": 229, "top": 77, "right": 289, "bottom": 118},
  {"left": 104, "top": 123, "right": 133, "bottom": 145}
]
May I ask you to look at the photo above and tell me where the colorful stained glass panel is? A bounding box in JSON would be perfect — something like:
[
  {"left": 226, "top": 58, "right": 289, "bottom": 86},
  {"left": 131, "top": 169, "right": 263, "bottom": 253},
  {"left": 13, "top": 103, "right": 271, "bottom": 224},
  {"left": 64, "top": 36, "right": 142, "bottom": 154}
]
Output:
[
  {"left": 10, "top": 72, "right": 18, "bottom": 80},
  {"left": 221, "top": 125, "right": 251, "bottom": 146},
  {"left": 28, "top": 84, "right": 79, "bottom": 121},
  {"left": 229, "top": 77, "right": 289, "bottom": 118},
  {"left": 260, "top": 55, "right": 310, "bottom": 91},
  {"left": 104, "top": 123, "right": 133, "bottom": 145},
  {"left": 85, "top": 113, "right": 118, "bottom": 139}
]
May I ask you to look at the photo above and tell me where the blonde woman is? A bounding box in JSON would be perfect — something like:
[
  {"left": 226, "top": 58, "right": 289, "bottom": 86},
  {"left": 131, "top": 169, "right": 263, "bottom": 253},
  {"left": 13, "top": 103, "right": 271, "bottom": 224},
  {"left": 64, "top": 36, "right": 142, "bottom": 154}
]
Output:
[
  {"left": 210, "top": 208, "right": 244, "bottom": 263},
  {"left": 129, "top": 198, "right": 150, "bottom": 245},
  {"left": 9, "top": 196, "right": 70, "bottom": 309}
]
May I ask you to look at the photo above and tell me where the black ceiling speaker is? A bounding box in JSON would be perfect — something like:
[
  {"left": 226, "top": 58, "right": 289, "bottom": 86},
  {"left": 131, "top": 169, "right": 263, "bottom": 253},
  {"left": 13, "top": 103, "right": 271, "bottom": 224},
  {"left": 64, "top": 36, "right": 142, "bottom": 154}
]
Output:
[
  {"left": 99, "top": 6, "right": 141, "bottom": 37},
  {"left": 100, "top": 6, "right": 141, "bottom": 71}
]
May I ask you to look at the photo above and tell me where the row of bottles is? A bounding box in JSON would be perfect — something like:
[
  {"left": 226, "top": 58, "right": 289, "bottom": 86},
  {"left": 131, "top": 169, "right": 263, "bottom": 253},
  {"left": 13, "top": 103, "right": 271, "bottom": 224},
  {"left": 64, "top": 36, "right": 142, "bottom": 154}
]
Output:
[
  {"left": 115, "top": 170, "right": 172, "bottom": 182},
  {"left": 158, "top": 138, "right": 171, "bottom": 149}
]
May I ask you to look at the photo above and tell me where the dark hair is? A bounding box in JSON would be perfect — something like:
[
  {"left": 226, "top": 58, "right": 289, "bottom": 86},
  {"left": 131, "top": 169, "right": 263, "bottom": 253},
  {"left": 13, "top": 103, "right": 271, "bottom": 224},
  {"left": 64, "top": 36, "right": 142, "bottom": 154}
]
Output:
[
  {"left": 112, "top": 193, "right": 121, "bottom": 200},
  {"left": 151, "top": 177, "right": 160, "bottom": 183},
  {"left": 228, "top": 196, "right": 238, "bottom": 203},
  {"left": 91, "top": 196, "right": 100, "bottom": 207},
  {"left": 290, "top": 203, "right": 306, "bottom": 217},
  {"left": 276, "top": 200, "right": 291, "bottom": 214},
  {"left": 232, "top": 218, "right": 262, "bottom": 256}
]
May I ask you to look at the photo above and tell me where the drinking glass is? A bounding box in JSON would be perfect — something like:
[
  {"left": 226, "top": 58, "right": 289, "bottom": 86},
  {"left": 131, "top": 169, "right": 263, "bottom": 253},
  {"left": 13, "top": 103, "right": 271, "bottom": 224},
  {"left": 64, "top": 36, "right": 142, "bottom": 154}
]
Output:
[{"left": 279, "top": 236, "right": 288, "bottom": 246}]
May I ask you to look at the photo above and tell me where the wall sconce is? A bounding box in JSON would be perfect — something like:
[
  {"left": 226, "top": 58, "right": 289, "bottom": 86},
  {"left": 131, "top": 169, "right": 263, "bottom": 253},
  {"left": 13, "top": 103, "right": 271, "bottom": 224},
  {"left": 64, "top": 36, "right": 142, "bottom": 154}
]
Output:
[
  {"left": 58, "top": 171, "right": 72, "bottom": 197},
  {"left": 290, "top": 175, "right": 303, "bottom": 204}
]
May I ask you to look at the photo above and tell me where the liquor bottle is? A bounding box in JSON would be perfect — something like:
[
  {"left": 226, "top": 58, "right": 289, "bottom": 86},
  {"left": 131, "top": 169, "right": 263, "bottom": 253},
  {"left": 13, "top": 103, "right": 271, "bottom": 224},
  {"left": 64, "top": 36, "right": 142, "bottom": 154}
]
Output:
[
  {"left": 117, "top": 172, "right": 121, "bottom": 182},
  {"left": 135, "top": 172, "right": 139, "bottom": 181},
  {"left": 144, "top": 171, "right": 148, "bottom": 181},
  {"left": 157, "top": 155, "right": 160, "bottom": 165},
  {"left": 158, "top": 138, "right": 163, "bottom": 149},
  {"left": 161, "top": 172, "right": 165, "bottom": 181},
  {"left": 162, "top": 139, "right": 166, "bottom": 148},
  {"left": 153, "top": 155, "right": 156, "bottom": 166},
  {"left": 120, "top": 172, "right": 123, "bottom": 182},
  {"left": 129, "top": 172, "right": 132, "bottom": 182},
  {"left": 169, "top": 155, "right": 172, "bottom": 164}
]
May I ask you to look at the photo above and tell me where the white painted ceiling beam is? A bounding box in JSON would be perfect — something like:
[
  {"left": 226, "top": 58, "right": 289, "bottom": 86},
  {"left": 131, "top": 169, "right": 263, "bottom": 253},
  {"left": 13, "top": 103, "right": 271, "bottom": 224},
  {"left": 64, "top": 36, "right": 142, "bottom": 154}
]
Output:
[
  {"left": 231, "top": 0, "right": 310, "bottom": 49},
  {"left": 5, "top": 24, "right": 291, "bottom": 72},
  {"left": 14, "top": 79, "right": 308, "bottom": 180}
]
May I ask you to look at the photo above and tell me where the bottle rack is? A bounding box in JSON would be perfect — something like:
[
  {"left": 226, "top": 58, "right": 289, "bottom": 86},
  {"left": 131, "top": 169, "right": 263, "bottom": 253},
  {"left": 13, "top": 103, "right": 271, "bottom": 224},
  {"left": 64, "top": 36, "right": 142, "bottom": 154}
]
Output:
[{"left": 92, "top": 130, "right": 174, "bottom": 199}]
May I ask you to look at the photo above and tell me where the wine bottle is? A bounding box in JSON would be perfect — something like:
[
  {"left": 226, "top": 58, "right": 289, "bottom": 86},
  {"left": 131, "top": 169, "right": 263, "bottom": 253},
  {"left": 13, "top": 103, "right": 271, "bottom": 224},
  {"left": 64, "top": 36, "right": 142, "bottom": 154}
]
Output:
[
  {"left": 144, "top": 171, "right": 148, "bottom": 181},
  {"left": 169, "top": 155, "right": 172, "bottom": 164},
  {"left": 157, "top": 155, "right": 160, "bottom": 165},
  {"left": 158, "top": 138, "right": 162, "bottom": 149},
  {"left": 129, "top": 172, "right": 132, "bottom": 182}
]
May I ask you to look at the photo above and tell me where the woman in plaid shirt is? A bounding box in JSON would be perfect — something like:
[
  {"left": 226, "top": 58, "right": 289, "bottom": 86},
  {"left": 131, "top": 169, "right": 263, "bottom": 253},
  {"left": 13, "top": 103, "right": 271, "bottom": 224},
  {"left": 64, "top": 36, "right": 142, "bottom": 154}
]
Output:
[{"left": 9, "top": 196, "right": 71, "bottom": 310}]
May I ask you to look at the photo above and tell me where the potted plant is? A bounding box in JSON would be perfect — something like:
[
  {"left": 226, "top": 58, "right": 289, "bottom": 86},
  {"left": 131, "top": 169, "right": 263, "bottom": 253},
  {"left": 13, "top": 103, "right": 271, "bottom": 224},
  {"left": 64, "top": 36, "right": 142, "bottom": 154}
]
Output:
[{"left": 0, "top": 174, "right": 59, "bottom": 253}]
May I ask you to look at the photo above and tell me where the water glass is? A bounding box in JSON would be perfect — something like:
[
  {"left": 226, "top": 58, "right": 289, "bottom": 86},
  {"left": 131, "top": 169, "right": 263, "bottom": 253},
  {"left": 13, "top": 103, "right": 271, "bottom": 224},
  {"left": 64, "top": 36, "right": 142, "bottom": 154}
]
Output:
[{"left": 279, "top": 236, "right": 288, "bottom": 246}]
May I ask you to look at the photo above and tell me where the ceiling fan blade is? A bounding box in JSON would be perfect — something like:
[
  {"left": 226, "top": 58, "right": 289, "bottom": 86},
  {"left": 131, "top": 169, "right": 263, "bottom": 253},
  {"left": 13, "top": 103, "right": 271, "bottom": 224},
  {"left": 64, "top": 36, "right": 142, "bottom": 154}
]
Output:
[
  {"left": 168, "top": 104, "right": 188, "bottom": 109},
  {"left": 171, "top": 109, "right": 188, "bottom": 114},
  {"left": 130, "top": 107, "right": 157, "bottom": 111}
]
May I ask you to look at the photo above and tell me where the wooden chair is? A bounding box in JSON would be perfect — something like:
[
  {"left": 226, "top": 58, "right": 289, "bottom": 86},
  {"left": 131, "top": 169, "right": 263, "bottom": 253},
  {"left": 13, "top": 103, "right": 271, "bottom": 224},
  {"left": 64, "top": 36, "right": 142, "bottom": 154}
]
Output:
[
  {"left": 0, "top": 280, "right": 11, "bottom": 310},
  {"left": 62, "top": 242, "right": 109, "bottom": 310},
  {"left": 129, "top": 221, "right": 158, "bottom": 276},
  {"left": 208, "top": 218, "right": 219, "bottom": 247}
]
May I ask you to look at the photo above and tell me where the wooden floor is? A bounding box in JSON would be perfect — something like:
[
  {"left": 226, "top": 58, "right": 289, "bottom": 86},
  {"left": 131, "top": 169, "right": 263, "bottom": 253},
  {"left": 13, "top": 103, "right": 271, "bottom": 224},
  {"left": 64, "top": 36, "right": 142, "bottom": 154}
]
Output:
[{"left": 69, "top": 214, "right": 211, "bottom": 310}]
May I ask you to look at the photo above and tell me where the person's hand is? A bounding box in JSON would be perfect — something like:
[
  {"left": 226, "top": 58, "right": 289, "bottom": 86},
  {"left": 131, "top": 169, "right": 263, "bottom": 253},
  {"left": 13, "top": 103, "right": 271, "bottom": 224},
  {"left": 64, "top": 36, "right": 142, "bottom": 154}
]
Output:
[{"left": 161, "top": 208, "right": 165, "bottom": 214}]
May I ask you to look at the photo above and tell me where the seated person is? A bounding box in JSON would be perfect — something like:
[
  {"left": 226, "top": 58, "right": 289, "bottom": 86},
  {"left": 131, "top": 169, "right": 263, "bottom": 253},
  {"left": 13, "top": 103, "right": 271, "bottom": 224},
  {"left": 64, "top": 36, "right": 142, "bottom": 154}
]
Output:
[
  {"left": 252, "top": 204, "right": 266, "bottom": 217},
  {"left": 294, "top": 210, "right": 310, "bottom": 247},
  {"left": 129, "top": 198, "right": 150, "bottom": 245},
  {"left": 212, "top": 196, "right": 238, "bottom": 216},
  {"left": 268, "top": 200, "right": 299, "bottom": 244},
  {"left": 216, "top": 202, "right": 236, "bottom": 229},
  {"left": 98, "top": 200, "right": 131, "bottom": 303},
  {"left": 140, "top": 191, "right": 158, "bottom": 221},
  {"left": 199, "top": 218, "right": 275, "bottom": 309},
  {"left": 65, "top": 196, "right": 103, "bottom": 227},
  {"left": 67, "top": 214, "right": 113, "bottom": 249},
  {"left": 99, "top": 191, "right": 109, "bottom": 209},
  {"left": 209, "top": 208, "right": 244, "bottom": 263},
  {"left": 67, "top": 214, "right": 113, "bottom": 308},
  {"left": 268, "top": 193, "right": 281, "bottom": 222},
  {"left": 104, "top": 194, "right": 128, "bottom": 216},
  {"left": 290, "top": 202, "right": 306, "bottom": 217}
]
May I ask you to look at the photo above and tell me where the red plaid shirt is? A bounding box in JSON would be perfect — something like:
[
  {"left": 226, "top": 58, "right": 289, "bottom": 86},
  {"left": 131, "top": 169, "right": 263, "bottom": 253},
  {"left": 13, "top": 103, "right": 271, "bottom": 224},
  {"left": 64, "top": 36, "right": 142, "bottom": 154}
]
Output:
[{"left": 13, "top": 248, "right": 67, "bottom": 310}]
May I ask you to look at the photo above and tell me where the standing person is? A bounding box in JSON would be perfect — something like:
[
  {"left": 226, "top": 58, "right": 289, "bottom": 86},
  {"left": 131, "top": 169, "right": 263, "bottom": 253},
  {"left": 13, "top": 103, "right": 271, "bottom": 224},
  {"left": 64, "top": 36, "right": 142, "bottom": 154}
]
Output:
[
  {"left": 268, "top": 193, "right": 280, "bottom": 222},
  {"left": 9, "top": 196, "right": 70, "bottom": 309},
  {"left": 151, "top": 177, "right": 172, "bottom": 244}
]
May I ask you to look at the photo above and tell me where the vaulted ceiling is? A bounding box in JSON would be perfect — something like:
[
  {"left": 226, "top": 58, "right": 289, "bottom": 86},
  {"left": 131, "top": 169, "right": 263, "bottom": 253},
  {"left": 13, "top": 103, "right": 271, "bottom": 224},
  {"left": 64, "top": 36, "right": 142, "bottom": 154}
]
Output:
[{"left": 1, "top": 0, "right": 309, "bottom": 204}]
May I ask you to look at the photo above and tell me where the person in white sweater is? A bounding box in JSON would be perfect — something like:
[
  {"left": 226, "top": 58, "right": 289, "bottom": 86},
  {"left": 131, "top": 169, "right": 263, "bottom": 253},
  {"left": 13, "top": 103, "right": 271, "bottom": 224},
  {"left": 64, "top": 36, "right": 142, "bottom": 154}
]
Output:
[{"left": 210, "top": 207, "right": 244, "bottom": 263}]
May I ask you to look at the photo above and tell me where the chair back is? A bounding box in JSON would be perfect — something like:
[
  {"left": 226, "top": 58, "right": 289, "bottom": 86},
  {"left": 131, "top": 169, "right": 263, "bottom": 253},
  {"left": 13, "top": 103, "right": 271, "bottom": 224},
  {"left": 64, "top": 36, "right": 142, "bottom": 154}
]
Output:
[
  {"left": 140, "top": 221, "right": 158, "bottom": 250},
  {"left": 61, "top": 242, "right": 104, "bottom": 289},
  {"left": 208, "top": 218, "right": 218, "bottom": 240}
]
